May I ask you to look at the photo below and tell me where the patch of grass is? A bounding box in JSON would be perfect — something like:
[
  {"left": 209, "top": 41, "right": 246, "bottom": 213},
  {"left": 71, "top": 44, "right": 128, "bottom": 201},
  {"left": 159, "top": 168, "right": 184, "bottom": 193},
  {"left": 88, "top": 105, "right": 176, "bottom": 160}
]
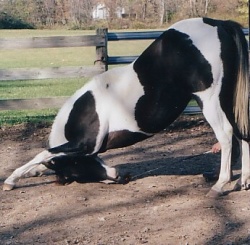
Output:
[
  {"left": 0, "top": 109, "right": 57, "bottom": 125},
  {"left": 1, "top": 47, "right": 96, "bottom": 69},
  {"left": 108, "top": 39, "right": 152, "bottom": 57},
  {"left": 0, "top": 77, "right": 88, "bottom": 99},
  {"left": 0, "top": 77, "right": 88, "bottom": 126}
]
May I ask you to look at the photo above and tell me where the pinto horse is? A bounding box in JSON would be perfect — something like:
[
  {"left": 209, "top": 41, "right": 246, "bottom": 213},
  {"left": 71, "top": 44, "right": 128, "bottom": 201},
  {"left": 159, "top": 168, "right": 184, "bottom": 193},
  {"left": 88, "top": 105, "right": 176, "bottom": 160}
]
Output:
[{"left": 3, "top": 17, "right": 249, "bottom": 197}]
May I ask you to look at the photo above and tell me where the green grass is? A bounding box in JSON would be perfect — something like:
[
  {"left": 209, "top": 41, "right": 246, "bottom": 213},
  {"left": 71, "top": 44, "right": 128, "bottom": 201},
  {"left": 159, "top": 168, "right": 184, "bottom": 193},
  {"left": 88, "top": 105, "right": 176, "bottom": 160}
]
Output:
[
  {"left": 0, "top": 77, "right": 89, "bottom": 126},
  {"left": 0, "top": 77, "right": 88, "bottom": 99},
  {"left": 0, "top": 109, "right": 57, "bottom": 125},
  {"left": 108, "top": 39, "right": 152, "bottom": 56},
  {"left": 1, "top": 47, "right": 96, "bottom": 69}
]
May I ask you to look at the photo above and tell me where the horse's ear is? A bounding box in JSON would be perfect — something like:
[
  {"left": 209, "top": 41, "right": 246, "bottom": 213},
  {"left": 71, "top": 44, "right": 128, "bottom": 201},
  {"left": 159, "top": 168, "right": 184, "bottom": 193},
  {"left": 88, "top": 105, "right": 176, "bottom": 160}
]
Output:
[{"left": 43, "top": 160, "right": 56, "bottom": 170}]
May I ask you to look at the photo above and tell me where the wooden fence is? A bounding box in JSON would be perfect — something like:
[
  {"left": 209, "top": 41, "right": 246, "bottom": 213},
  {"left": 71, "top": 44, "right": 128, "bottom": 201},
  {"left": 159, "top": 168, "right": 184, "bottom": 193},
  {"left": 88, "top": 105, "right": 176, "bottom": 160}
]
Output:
[
  {"left": 0, "top": 28, "right": 249, "bottom": 112},
  {"left": 0, "top": 29, "right": 108, "bottom": 111}
]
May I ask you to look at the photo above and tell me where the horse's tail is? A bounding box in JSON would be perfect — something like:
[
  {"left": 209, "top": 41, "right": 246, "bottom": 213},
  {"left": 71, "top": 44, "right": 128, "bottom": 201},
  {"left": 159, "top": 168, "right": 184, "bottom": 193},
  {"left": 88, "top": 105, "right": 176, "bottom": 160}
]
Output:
[{"left": 225, "top": 21, "right": 249, "bottom": 139}]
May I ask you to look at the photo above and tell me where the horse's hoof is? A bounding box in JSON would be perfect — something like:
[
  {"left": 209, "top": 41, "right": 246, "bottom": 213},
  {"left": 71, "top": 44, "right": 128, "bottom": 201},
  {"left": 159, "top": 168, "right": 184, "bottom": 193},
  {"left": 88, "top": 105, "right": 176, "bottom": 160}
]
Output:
[
  {"left": 3, "top": 183, "right": 15, "bottom": 191},
  {"left": 234, "top": 180, "right": 250, "bottom": 191},
  {"left": 233, "top": 182, "right": 241, "bottom": 191},
  {"left": 206, "top": 188, "right": 222, "bottom": 198},
  {"left": 241, "top": 183, "right": 250, "bottom": 191}
]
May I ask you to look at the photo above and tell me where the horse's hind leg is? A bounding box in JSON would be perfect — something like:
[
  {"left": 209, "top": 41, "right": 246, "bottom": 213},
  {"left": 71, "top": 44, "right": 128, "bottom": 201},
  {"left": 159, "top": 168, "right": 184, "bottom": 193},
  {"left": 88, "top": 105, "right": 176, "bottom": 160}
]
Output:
[
  {"left": 3, "top": 150, "right": 57, "bottom": 191},
  {"left": 201, "top": 99, "right": 233, "bottom": 197},
  {"left": 240, "top": 140, "right": 250, "bottom": 189},
  {"left": 234, "top": 139, "right": 250, "bottom": 191}
]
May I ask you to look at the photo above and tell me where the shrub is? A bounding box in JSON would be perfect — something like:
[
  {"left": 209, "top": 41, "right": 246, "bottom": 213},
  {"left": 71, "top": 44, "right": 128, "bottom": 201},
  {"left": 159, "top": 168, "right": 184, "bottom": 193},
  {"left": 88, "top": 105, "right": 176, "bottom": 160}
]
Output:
[{"left": 0, "top": 12, "right": 35, "bottom": 29}]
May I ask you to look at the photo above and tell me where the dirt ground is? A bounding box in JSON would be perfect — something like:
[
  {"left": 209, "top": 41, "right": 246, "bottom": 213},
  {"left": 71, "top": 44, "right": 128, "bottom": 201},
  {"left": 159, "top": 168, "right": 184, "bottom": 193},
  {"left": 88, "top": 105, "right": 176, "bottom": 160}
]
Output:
[{"left": 0, "top": 115, "right": 249, "bottom": 245}]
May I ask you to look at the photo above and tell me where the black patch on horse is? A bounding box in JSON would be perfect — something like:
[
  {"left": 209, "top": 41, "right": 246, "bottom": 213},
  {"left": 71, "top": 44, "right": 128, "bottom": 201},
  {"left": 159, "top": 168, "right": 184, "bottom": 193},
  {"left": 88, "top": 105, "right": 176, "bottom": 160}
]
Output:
[
  {"left": 133, "top": 29, "right": 213, "bottom": 133},
  {"left": 99, "top": 130, "right": 151, "bottom": 153},
  {"left": 50, "top": 91, "right": 100, "bottom": 154}
]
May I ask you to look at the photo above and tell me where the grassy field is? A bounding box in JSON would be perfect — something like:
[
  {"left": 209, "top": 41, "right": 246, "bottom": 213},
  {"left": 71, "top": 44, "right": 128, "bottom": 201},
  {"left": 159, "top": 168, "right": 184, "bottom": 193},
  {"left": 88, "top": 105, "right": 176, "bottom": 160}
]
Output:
[{"left": 0, "top": 29, "right": 153, "bottom": 125}]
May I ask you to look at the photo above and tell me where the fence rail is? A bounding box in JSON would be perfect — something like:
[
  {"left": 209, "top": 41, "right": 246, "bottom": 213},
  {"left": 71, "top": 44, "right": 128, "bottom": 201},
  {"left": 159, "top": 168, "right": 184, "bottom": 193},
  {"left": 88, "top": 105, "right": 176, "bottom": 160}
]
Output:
[
  {"left": 0, "top": 35, "right": 105, "bottom": 49},
  {"left": 0, "top": 97, "right": 68, "bottom": 111},
  {"left": 0, "top": 66, "right": 103, "bottom": 81},
  {"left": 0, "top": 27, "right": 249, "bottom": 112},
  {"left": 107, "top": 31, "right": 164, "bottom": 41}
]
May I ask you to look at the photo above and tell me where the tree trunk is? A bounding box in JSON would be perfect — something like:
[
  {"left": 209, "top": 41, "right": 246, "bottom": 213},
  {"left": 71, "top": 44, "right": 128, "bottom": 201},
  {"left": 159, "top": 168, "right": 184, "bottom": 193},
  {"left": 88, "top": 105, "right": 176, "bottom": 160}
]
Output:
[{"left": 159, "top": 0, "right": 166, "bottom": 25}]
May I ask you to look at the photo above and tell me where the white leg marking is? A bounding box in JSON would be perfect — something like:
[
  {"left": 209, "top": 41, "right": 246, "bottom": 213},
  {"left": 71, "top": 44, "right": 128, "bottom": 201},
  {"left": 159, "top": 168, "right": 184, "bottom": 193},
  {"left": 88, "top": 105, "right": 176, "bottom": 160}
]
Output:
[
  {"left": 105, "top": 166, "right": 118, "bottom": 179},
  {"left": 211, "top": 135, "right": 232, "bottom": 194},
  {"left": 200, "top": 97, "right": 233, "bottom": 196},
  {"left": 95, "top": 156, "right": 118, "bottom": 183},
  {"left": 96, "top": 156, "right": 117, "bottom": 178},
  {"left": 3, "top": 150, "right": 62, "bottom": 190},
  {"left": 240, "top": 140, "right": 250, "bottom": 190}
]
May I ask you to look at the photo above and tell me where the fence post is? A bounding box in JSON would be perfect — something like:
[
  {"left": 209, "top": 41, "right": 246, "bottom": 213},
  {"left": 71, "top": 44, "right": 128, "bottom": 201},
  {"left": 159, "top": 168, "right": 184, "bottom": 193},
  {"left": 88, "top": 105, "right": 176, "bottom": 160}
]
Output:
[{"left": 96, "top": 28, "right": 108, "bottom": 71}]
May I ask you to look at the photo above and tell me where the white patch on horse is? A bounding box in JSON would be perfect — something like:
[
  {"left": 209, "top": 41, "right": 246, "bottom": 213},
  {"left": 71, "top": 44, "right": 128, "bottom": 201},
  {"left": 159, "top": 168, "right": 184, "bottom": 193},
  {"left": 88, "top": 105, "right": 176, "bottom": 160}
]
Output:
[
  {"left": 49, "top": 64, "right": 144, "bottom": 151},
  {"left": 171, "top": 18, "right": 224, "bottom": 87},
  {"left": 92, "top": 155, "right": 118, "bottom": 183},
  {"left": 49, "top": 80, "right": 98, "bottom": 148},
  {"left": 91, "top": 64, "right": 145, "bottom": 152}
]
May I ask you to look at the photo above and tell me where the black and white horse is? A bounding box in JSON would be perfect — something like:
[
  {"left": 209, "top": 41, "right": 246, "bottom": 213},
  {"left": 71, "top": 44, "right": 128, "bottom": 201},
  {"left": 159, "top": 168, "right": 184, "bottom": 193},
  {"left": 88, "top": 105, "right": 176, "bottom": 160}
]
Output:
[{"left": 3, "top": 17, "right": 249, "bottom": 197}]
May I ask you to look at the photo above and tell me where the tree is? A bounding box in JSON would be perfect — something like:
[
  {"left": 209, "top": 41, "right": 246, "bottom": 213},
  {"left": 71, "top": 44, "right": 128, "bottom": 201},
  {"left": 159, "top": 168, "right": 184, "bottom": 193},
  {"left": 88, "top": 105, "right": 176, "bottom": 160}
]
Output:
[
  {"left": 237, "top": 0, "right": 248, "bottom": 26},
  {"left": 69, "top": 0, "right": 96, "bottom": 27},
  {"left": 0, "top": 0, "right": 247, "bottom": 29},
  {"left": 189, "top": 0, "right": 212, "bottom": 17},
  {"left": 158, "top": 0, "right": 179, "bottom": 25}
]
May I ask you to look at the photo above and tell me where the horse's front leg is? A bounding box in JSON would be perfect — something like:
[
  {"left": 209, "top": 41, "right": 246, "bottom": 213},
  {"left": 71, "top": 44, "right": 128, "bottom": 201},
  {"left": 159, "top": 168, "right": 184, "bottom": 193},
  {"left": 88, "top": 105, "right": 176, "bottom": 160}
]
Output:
[
  {"left": 23, "top": 164, "right": 53, "bottom": 178},
  {"left": 3, "top": 150, "right": 57, "bottom": 191}
]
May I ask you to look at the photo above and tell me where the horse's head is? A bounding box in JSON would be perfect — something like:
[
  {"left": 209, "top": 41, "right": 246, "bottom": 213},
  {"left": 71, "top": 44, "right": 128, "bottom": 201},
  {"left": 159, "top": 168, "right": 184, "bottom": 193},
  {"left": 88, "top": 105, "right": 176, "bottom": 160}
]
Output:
[{"left": 43, "top": 154, "right": 130, "bottom": 185}]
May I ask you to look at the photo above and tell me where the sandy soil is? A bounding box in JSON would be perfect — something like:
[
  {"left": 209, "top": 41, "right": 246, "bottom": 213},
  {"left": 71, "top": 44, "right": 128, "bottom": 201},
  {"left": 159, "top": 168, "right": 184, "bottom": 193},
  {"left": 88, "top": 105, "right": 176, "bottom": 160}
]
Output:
[{"left": 0, "top": 115, "right": 249, "bottom": 245}]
